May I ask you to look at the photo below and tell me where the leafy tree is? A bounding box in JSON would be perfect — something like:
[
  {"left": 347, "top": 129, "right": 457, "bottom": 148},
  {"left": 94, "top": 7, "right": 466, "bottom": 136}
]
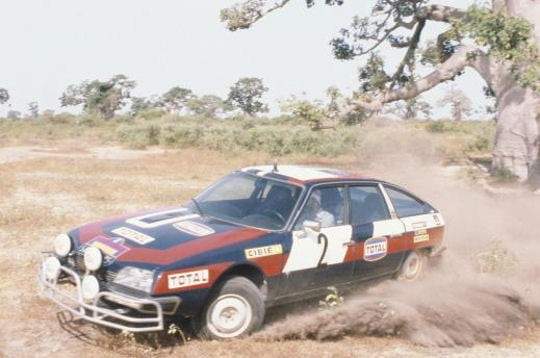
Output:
[
  {"left": 0, "top": 88, "right": 9, "bottom": 105},
  {"left": 387, "top": 98, "right": 433, "bottom": 119},
  {"left": 438, "top": 87, "right": 473, "bottom": 121},
  {"left": 281, "top": 97, "right": 326, "bottom": 129},
  {"left": 227, "top": 77, "right": 269, "bottom": 116},
  {"left": 27, "top": 102, "right": 39, "bottom": 118},
  {"left": 160, "top": 87, "right": 194, "bottom": 113},
  {"left": 60, "top": 74, "right": 136, "bottom": 119},
  {"left": 325, "top": 86, "right": 342, "bottom": 120},
  {"left": 187, "top": 94, "right": 229, "bottom": 118},
  {"left": 130, "top": 96, "right": 161, "bottom": 116},
  {"left": 221, "top": 0, "right": 540, "bottom": 181}
]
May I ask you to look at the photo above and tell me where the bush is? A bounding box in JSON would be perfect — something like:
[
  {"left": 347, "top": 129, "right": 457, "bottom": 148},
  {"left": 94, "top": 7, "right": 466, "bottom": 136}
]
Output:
[
  {"left": 466, "top": 136, "right": 491, "bottom": 152},
  {"left": 115, "top": 119, "right": 358, "bottom": 156},
  {"left": 117, "top": 123, "right": 161, "bottom": 149},
  {"left": 491, "top": 167, "right": 518, "bottom": 182},
  {"left": 426, "top": 121, "right": 449, "bottom": 133}
]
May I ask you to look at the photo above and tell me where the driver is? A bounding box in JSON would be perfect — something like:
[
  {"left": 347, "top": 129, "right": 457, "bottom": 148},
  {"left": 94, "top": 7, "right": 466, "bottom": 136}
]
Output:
[
  {"left": 299, "top": 190, "right": 335, "bottom": 228},
  {"left": 256, "top": 185, "right": 293, "bottom": 221}
]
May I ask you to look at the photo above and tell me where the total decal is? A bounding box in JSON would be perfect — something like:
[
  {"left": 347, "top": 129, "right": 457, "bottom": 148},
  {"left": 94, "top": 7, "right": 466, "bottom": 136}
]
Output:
[
  {"left": 167, "top": 269, "right": 209, "bottom": 289},
  {"left": 363, "top": 236, "right": 388, "bottom": 261}
]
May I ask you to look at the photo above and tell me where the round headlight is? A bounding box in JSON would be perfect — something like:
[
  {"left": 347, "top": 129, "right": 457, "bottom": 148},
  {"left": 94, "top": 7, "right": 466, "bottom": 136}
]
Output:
[
  {"left": 81, "top": 275, "right": 100, "bottom": 301},
  {"left": 43, "top": 256, "right": 61, "bottom": 280},
  {"left": 83, "top": 246, "right": 103, "bottom": 271},
  {"left": 54, "top": 234, "right": 72, "bottom": 257}
]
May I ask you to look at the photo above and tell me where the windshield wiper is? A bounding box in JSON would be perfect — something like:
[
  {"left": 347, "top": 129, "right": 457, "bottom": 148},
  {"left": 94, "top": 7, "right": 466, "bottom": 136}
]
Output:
[{"left": 191, "top": 198, "right": 204, "bottom": 216}]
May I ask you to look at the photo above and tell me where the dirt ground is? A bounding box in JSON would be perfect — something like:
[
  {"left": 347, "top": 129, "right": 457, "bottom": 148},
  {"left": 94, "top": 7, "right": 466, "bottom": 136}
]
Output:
[{"left": 0, "top": 143, "right": 539, "bottom": 357}]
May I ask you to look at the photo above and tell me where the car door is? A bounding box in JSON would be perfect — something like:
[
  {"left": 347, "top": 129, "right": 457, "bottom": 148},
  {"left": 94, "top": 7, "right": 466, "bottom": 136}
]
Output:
[
  {"left": 281, "top": 185, "right": 354, "bottom": 293},
  {"left": 347, "top": 184, "right": 407, "bottom": 280}
]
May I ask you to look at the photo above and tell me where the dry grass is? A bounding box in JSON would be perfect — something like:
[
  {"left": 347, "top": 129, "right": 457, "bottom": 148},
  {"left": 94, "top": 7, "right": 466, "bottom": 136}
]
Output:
[{"left": 0, "top": 130, "right": 538, "bottom": 357}]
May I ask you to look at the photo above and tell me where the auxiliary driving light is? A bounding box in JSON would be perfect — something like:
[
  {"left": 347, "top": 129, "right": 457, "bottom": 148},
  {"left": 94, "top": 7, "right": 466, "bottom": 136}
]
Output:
[
  {"left": 83, "top": 246, "right": 103, "bottom": 271},
  {"left": 53, "top": 233, "right": 72, "bottom": 257},
  {"left": 81, "top": 275, "right": 100, "bottom": 301},
  {"left": 43, "top": 256, "right": 61, "bottom": 281}
]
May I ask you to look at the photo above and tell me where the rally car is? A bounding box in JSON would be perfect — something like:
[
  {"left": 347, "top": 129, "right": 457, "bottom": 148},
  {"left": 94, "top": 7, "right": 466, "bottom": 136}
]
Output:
[{"left": 39, "top": 165, "right": 445, "bottom": 339}]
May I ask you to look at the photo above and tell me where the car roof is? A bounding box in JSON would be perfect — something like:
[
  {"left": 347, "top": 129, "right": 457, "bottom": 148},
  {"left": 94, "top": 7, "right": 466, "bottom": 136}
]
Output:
[{"left": 240, "top": 165, "right": 373, "bottom": 185}]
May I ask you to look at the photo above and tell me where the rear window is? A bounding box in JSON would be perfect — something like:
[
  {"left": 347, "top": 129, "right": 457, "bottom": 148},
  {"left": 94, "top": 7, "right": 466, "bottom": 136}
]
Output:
[{"left": 384, "top": 186, "right": 434, "bottom": 218}]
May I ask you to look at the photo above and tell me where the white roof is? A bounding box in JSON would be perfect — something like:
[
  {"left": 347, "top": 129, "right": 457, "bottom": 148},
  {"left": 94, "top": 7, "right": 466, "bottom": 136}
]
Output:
[{"left": 241, "top": 165, "right": 341, "bottom": 182}]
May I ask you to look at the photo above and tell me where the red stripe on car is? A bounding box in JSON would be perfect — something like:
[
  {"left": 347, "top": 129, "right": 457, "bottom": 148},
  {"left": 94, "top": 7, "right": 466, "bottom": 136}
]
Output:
[{"left": 118, "top": 227, "right": 267, "bottom": 265}]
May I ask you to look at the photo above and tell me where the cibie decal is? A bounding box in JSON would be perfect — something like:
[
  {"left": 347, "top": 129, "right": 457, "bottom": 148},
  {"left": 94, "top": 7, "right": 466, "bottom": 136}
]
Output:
[
  {"left": 245, "top": 244, "right": 283, "bottom": 259},
  {"left": 413, "top": 229, "right": 430, "bottom": 243},
  {"left": 173, "top": 221, "right": 215, "bottom": 237},
  {"left": 363, "top": 237, "right": 388, "bottom": 262},
  {"left": 87, "top": 236, "right": 129, "bottom": 264},
  {"left": 168, "top": 269, "right": 209, "bottom": 289},
  {"left": 111, "top": 227, "right": 155, "bottom": 245}
]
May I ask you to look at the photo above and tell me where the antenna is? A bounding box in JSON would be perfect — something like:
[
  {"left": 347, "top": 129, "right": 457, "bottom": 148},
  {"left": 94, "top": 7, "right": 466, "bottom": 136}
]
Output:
[{"left": 273, "top": 159, "right": 278, "bottom": 172}]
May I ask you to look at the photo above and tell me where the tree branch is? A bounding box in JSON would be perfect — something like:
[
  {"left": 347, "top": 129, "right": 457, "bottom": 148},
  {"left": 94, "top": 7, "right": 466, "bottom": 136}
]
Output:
[
  {"left": 388, "top": 19, "right": 426, "bottom": 89},
  {"left": 351, "top": 45, "right": 481, "bottom": 111},
  {"left": 417, "top": 4, "right": 466, "bottom": 23},
  {"left": 221, "top": 0, "right": 292, "bottom": 31}
]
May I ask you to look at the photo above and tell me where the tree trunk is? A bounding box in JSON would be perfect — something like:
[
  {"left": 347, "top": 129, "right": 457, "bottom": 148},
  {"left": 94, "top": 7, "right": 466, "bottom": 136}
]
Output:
[{"left": 490, "top": 0, "right": 540, "bottom": 182}]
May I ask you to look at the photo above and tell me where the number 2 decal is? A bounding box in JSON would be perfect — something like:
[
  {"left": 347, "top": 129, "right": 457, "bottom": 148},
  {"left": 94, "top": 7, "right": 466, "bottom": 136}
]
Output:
[
  {"left": 283, "top": 225, "right": 352, "bottom": 273},
  {"left": 316, "top": 233, "right": 328, "bottom": 267}
]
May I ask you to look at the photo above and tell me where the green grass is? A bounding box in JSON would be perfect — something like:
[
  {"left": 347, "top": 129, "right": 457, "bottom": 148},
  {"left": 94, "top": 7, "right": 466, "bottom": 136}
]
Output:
[{"left": 0, "top": 114, "right": 496, "bottom": 162}]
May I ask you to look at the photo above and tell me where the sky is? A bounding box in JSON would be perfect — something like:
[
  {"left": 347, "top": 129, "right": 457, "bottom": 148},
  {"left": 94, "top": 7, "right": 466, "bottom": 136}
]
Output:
[{"left": 0, "top": 0, "right": 487, "bottom": 118}]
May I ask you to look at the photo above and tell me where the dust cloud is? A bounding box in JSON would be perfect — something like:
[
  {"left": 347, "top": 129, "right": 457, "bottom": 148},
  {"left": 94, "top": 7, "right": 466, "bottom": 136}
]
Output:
[{"left": 256, "top": 143, "right": 540, "bottom": 347}]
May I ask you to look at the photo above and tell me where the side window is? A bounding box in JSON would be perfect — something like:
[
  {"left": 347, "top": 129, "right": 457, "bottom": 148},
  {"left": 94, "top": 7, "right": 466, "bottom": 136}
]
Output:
[
  {"left": 295, "top": 187, "right": 346, "bottom": 229},
  {"left": 349, "top": 186, "right": 390, "bottom": 225},
  {"left": 384, "top": 186, "right": 434, "bottom": 218}
]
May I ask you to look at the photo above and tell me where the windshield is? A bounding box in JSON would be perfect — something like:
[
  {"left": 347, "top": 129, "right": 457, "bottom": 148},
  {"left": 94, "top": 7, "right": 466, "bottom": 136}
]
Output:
[{"left": 190, "top": 172, "right": 303, "bottom": 230}]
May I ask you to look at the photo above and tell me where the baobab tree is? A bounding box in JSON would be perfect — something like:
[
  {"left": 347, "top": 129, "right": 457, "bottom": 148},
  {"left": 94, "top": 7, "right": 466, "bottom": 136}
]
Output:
[
  {"left": 221, "top": 0, "right": 540, "bottom": 181},
  {"left": 438, "top": 87, "right": 473, "bottom": 121}
]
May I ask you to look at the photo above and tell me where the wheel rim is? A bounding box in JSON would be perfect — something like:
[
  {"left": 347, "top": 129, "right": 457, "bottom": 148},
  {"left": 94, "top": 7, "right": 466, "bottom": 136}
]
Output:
[
  {"left": 206, "top": 294, "right": 252, "bottom": 338},
  {"left": 404, "top": 254, "right": 422, "bottom": 280}
]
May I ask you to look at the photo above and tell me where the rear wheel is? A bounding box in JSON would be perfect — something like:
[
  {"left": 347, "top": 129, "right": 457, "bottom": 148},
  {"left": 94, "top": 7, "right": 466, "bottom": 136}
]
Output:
[
  {"left": 397, "top": 250, "right": 427, "bottom": 281},
  {"left": 195, "top": 276, "right": 265, "bottom": 339}
]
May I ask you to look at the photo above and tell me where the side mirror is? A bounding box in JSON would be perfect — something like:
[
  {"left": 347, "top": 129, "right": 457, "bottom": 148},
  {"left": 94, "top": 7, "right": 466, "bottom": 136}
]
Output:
[{"left": 303, "top": 220, "right": 321, "bottom": 232}]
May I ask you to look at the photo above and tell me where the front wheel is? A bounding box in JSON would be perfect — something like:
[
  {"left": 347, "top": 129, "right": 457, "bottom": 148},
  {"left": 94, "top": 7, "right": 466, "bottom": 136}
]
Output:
[
  {"left": 397, "top": 250, "right": 427, "bottom": 281},
  {"left": 195, "top": 276, "right": 265, "bottom": 339}
]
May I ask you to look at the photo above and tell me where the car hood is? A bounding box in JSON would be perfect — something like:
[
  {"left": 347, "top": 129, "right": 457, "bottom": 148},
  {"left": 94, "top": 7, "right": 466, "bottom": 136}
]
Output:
[{"left": 68, "top": 206, "right": 268, "bottom": 269}]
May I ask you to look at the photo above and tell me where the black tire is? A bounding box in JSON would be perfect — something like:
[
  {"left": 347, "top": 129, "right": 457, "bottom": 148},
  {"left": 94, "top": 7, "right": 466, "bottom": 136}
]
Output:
[
  {"left": 194, "top": 276, "right": 265, "bottom": 340},
  {"left": 397, "top": 250, "right": 427, "bottom": 281}
]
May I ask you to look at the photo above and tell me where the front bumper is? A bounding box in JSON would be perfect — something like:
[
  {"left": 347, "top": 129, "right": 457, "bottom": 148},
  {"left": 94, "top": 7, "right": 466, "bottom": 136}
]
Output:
[{"left": 38, "top": 257, "right": 176, "bottom": 333}]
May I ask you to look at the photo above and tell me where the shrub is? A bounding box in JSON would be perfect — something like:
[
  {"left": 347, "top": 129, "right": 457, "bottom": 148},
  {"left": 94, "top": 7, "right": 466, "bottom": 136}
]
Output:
[{"left": 426, "top": 121, "right": 448, "bottom": 133}]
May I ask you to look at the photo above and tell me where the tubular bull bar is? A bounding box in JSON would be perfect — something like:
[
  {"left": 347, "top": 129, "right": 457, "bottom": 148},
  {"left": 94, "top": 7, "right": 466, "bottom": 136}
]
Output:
[{"left": 38, "top": 259, "right": 165, "bottom": 333}]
